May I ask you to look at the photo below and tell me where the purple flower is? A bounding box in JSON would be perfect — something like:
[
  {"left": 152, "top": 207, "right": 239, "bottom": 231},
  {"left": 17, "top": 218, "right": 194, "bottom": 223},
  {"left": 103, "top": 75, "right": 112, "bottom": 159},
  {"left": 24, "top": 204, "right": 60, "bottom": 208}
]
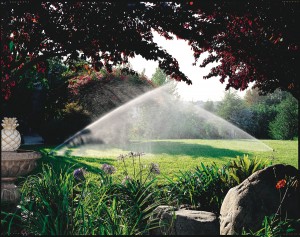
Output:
[
  {"left": 100, "top": 163, "right": 116, "bottom": 175},
  {"left": 74, "top": 168, "right": 85, "bottom": 181},
  {"left": 149, "top": 163, "right": 160, "bottom": 174}
]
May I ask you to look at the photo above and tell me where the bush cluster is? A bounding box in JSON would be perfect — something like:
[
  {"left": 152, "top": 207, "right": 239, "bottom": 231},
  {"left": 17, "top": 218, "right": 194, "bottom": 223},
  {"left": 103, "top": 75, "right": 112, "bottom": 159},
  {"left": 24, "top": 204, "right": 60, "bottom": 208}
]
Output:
[
  {"left": 2, "top": 162, "right": 161, "bottom": 235},
  {"left": 160, "top": 155, "right": 271, "bottom": 213},
  {"left": 40, "top": 102, "right": 91, "bottom": 144},
  {"left": 2, "top": 154, "right": 299, "bottom": 236}
]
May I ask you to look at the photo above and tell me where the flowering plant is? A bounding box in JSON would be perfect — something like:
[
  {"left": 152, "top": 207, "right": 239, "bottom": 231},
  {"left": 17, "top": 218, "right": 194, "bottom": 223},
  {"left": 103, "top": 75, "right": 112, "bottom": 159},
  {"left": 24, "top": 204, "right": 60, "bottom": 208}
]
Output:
[
  {"left": 73, "top": 168, "right": 86, "bottom": 181},
  {"left": 100, "top": 163, "right": 116, "bottom": 175},
  {"left": 276, "top": 179, "right": 286, "bottom": 190},
  {"left": 68, "top": 71, "right": 104, "bottom": 95},
  {"left": 117, "top": 151, "right": 160, "bottom": 185}
]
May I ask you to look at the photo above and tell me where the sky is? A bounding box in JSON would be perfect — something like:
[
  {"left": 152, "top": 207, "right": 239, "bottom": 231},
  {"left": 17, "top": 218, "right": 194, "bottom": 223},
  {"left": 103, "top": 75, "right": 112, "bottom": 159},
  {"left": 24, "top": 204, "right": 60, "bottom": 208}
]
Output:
[{"left": 129, "top": 31, "right": 248, "bottom": 102}]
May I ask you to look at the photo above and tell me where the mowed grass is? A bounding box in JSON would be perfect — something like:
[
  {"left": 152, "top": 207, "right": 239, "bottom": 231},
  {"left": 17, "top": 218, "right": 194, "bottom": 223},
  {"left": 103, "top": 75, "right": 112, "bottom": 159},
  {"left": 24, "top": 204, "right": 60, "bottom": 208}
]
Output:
[{"left": 22, "top": 139, "right": 298, "bottom": 184}]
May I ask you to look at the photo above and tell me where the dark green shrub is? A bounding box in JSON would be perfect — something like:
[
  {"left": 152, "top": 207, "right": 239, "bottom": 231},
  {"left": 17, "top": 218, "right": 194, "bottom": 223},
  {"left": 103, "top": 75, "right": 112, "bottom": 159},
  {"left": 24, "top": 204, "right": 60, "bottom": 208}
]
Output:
[
  {"left": 269, "top": 94, "right": 298, "bottom": 140},
  {"left": 5, "top": 158, "right": 161, "bottom": 235},
  {"left": 1, "top": 207, "right": 24, "bottom": 235},
  {"left": 113, "top": 179, "right": 161, "bottom": 234},
  {"left": 163, "top": 162, "right": 230, "bottom": 213},
  {"left": 226, "top": 155, "right": 271, "bottom": 185},
  {"left": 18, "top": 164, "right": 82, "bottom": 235},
  {"left": 161, "top": 156, "right": 271, "bottom": 214},
  {"left": 40, "top": 102, "right": 91, "bottom": 144}
]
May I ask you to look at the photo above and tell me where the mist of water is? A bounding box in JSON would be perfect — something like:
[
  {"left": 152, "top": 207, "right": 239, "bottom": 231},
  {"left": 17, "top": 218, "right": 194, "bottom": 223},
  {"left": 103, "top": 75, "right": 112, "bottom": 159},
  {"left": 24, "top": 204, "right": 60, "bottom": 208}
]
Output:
[{"left": 52, "top": 83, "right": 273, "bottom": 156}]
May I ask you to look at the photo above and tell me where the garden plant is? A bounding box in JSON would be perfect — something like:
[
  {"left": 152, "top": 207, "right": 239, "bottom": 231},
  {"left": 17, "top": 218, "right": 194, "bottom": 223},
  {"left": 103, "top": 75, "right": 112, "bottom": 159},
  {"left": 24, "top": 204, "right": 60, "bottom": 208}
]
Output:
[{"left": 2, "top": 151, "right": 299, "bottom": 236}]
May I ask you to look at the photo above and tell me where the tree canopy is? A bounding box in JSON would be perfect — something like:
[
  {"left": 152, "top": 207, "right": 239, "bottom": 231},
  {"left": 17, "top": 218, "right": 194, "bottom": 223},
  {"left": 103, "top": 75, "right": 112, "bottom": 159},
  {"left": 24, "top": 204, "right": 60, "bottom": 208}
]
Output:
[
  {"left": 1, "top": 1, "right": 299, "bottom": 100},
  {"left": 151, "top": 67, "right": 168, "bottom": 87}
]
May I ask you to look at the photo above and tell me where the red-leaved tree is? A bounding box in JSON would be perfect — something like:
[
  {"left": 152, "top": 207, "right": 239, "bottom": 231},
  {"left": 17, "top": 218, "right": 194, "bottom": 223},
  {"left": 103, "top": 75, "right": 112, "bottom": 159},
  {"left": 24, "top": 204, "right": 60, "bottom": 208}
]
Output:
[{"left": 1, "top": 1, "right": 299, "bottom": 100}]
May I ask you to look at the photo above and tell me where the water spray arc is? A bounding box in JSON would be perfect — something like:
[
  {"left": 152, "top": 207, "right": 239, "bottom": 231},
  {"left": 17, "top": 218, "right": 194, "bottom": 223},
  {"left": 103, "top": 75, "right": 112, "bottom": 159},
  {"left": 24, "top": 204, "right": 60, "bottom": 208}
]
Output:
[{"left": 51, "top": 83, "right": 273, "bottom": 156}]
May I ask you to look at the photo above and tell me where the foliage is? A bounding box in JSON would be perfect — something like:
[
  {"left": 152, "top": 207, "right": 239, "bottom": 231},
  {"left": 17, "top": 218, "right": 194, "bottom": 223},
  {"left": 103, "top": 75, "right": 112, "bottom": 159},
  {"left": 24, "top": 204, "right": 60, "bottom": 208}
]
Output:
[
  {"left": 1, "top": 58, "right": 69, "bottom": 135},
  {"left": 242, "top": 215, "right": 300, "bottom": 237},
  {"left": 163, "top": 162, "right": 231, "bottom": 213},
  {"left": 40, "top": 101, "right": 91, "bottom": 144},
  {"left": 244, "top": 88, "right": 289, "bottom": 107},
  {"left": 43, "top": 58, "right": 69, "bottom": 121},
  {"left": 244, "top": 88, "right": 291, "bottom": 139},
  {"left": 250, "top": 103, "right": 278, "bottom": 139},
  {"left": 17, "top": 164, "right": 78, "bottom": 235},
  {"left": 215, "top": 88, "right": 298, "bottom": 140},
  {"left": 1, "top": 206, "right": 24, "bottom": 235},
  {"left": 131, "top": 93, "right": 261, "bottom": 140},
  {"left": 203, "top": 100, "right": 215, "bottom": 113},
  {"left": 244, "top": 87, "right": 267, "bottom": 106},
  {"left": 226, "top": 155, "right": 271, "bottom": 185},
  {"left": 165, "top": 157, "right": 271, "bottom": 212},
  {"left": 217, "top": 90, "right": 256, "bottom": 134},
  {"left": 151, "top": 67, "right": 168, "bottom": 87},
  {"left": 3, "top": 141, "right": 298, "bottom": 235},
  {"left": 114, "top": 179, "right": 161, "bottom": 234},
  {"left": 3, "top": 58, "right": 154, "bottom": 140},
  {"left": 269, "top": 94, "right": 298, "bottom": 140},
  {"left": 217, "top": 91, "right": 245, "bottom": 119},
  {"left": 1, "top": 2, "right": 299, "bottom": 100},
  {"left": 113, "top": 152, "right": 162, "bottom": 234},
  {"left": 2, "top": 163, "right": 162, "bottom": 235},
  {"left": 68, "top": 67, "right": 154, "bottom": 120},
  {"left": 151, "top": 67, "right": 179, "bottom": 98}
]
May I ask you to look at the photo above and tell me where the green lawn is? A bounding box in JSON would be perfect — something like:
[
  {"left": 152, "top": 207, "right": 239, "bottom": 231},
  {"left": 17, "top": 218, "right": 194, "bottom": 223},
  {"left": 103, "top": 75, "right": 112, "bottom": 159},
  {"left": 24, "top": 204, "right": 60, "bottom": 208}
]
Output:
[{"left": 22, "top": 139, "right": 298, "bottom": 184}]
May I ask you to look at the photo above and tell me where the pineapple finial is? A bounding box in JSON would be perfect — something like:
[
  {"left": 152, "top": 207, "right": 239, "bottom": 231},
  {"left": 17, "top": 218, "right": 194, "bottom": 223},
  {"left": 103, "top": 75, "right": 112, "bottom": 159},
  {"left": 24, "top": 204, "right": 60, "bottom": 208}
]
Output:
[
  {"left": 1, "top": 117, "right": 21, "bottom": 151},
  {"left": 2, "top": 117, "right": 19, "bottom": 130}
]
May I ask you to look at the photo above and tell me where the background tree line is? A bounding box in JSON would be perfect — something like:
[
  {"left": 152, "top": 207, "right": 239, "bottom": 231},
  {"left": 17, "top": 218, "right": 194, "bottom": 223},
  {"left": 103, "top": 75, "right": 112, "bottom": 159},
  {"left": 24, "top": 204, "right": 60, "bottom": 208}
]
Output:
[
  {"left": 202, "top": 89, "right": 298, "bottom": 140},
  {"left": 142, "top": 68, "right": 299, "bottom": 141}
]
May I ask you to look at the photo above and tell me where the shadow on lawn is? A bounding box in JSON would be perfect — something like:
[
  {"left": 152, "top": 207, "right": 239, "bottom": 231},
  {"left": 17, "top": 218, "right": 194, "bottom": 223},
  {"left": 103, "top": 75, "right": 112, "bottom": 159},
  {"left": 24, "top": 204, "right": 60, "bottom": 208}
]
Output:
[
  {"left": 19, "top": 141, "right": 246, "bottom": 179},
  {"left": 126, "top": 140, "right": 246, "bottom": 159},
  {"left": 19, "top": 144, "right": 115, "bottom": 177}
]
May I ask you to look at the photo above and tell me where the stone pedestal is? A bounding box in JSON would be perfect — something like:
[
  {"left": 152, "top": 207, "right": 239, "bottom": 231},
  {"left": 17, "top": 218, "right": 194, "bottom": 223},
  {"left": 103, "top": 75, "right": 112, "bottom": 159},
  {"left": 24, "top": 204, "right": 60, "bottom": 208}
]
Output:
[
  {"left": 1, "top": 178, "right": 21, "bottom": 203},
  {"left": 1, "top": 150, "right": 41, "bottom": 204}
]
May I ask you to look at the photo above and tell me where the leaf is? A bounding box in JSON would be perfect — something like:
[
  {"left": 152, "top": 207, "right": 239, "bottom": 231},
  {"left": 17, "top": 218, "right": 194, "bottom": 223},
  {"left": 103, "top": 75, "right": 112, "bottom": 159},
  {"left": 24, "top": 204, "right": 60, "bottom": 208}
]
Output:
[
  {"left": 286, "top": 228, "right": 295, "bottom": 233},
  {"left": 84, "top": 64, "right": 89, "bottom": 70},
  {"left": 9, "top": 41, "right": 14, "bottom": 51},
  {"left": 252, "top": 162, "right": 260, "bottom": 173},
  {"left": 230, "top": 172, "right": 240, "bottom": 184},
  {"left": 243, "top": 156, "right": 251, "bottom": 172}
]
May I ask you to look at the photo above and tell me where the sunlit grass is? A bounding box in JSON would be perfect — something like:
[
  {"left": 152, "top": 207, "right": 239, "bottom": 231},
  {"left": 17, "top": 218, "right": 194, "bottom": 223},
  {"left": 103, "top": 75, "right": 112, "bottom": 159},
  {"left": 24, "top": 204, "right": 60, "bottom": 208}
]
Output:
[
  {"left": 21, "top": 139, "right": 298, "bottom": 184},
  {"left": 254, "top": 140, "right": 298, "bottom": 167}
]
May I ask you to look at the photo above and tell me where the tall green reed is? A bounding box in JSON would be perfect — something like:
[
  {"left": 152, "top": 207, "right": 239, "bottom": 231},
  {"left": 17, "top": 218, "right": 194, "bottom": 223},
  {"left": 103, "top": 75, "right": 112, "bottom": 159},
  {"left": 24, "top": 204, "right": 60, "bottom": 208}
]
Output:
[
  {"left": 162, "top": 162, "right": 230, "bottom": 213},
  {"left": 5, "top": 152, "right": 162, "bottom": 235}
]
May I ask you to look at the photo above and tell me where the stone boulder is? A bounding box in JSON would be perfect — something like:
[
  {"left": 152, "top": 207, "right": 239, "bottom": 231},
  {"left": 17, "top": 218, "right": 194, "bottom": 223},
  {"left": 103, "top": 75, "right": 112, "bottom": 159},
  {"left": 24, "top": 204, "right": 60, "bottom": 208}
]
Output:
[
  {"left": 220, "top": 164, "right": 300, "bottom": 235},
  {"left": 151, "top": 205, "right": 219, "bottom": 235}
]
